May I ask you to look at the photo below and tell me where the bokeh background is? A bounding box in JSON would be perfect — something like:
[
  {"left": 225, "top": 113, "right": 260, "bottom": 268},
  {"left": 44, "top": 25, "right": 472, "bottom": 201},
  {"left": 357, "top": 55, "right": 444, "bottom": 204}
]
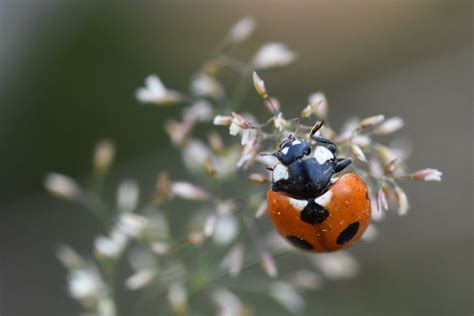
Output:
[{"left": 0, "top": 1, "right": 472, "bottom": 315}]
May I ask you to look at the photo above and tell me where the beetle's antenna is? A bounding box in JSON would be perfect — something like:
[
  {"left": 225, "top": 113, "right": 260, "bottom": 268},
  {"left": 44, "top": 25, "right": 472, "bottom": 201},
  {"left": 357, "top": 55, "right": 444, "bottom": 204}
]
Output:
[{"left": 310, "top": 120, "right": 324, "bottom": 136}]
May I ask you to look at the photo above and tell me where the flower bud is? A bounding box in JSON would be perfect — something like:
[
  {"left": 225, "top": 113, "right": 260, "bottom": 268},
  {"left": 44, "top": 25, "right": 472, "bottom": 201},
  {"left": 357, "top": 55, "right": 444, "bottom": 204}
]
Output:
[
  {"left": 125, "top": 269, "right": 155, "bottom": 290},
  {"left": 265, "top": 97, "right": 280, "bottom": 114},
  {"left": 116, "top": 179, "right": 139, "bottom": 212},
  {"left": 252, "top": 71, "right": 268, "bottom": 98},
  {"left": 213, "top": 115, "right": 233, "bottom": 126},
  {"left": 377, "top": 188, "right": 388, "bottom": 211},
  {"left": 261, "top": 251, "right": 278, "bottom": 278},
  {"left": 168, "top": 282, "right": 188, "bottom": 316},
  {"left": 170, "top": 181, "right": 209, "bottom": 200},
  {"left": 351, "top": 144, "right": 367, "bottom": 162},
  {"left": 93, "top": 139, "right": 115, "bottom": 172},
  {"left": 359, "top": 115, "right": 385, "bottom": 129},
  {"left": 249, "top": 173, "right": 270, "bottom": 184},
  {"left": 412, "top": 168, "right": 442, "bottom": 182},
  {"left": 44, "top": 173, "right": 80, "bottom": 200},
  {"left": 394, "top": 186, "right": 409, "bottom": 216},
  {"left": 269, "top": 282, "right": 305, "bottom": 314},
  {"left": 191, "top": 74, "right": 224, "bottom": 99},
  {"left": 373, "top": 117, "right": 404, "bottom": 135},
  {"left": 226, "top": 16, "right": 255, "bottom": 43}
]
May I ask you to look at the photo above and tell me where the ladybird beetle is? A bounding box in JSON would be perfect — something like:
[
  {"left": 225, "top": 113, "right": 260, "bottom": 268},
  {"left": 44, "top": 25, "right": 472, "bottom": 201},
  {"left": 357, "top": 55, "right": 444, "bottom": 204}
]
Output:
[{"left": 266, "top": 125, "right": 371, "bottom": 252}]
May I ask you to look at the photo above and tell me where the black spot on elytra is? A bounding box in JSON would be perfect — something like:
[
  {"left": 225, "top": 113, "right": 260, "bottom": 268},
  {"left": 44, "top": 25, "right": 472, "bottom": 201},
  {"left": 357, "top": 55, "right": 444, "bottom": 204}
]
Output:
[
  {"left": 300, "top": 200, "right": 329, "bottom": 224},
  {"left": 365, "top": 191, "right": 370, "bottom": 201},
  {"left": 336, "top": 222, "right": 360, "bottom": 245},
  {"left": 286, "top": 235, "right": 314, "bottom": 250}
]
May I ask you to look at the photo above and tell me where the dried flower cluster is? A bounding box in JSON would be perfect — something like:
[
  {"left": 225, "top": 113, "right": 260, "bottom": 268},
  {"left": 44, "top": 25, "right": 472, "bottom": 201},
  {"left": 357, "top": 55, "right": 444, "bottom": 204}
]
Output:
[{"left": 45, "top": 17, "right": 441, "bottom": 316}]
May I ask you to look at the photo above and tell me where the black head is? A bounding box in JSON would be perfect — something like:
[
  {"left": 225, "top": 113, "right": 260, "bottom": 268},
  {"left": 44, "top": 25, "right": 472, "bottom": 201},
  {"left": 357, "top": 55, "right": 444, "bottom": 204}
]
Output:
[{"left": 273, "top": 137, "right": 311, "bottom": 165}]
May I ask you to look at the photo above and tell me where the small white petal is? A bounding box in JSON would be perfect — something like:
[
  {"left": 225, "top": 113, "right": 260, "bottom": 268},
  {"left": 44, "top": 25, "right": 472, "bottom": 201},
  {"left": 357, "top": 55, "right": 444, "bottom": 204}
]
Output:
[
  {"left": 191, "top": 74, "right": 224, "bottom": 99},
  {"left": 44, "top": 173, "right": 80, "bottom": 200},
  {"left": 311, "top": 252, "right": 359, "bottom": 280},
  {"left": 170, "top": 181, "right": 209, "bottom": 200},
  {"left": 261, "top": 251, "right": 278, "bottom": 278},
  {"left": 220, "top": 244, "right": 244, "bottom": 277},
  {"left": 211, "top": 287, "right": 244, "bottom": 316},
  {"left": 125, "top": 269, "right": 155, "bottom": 290},
  {"left": 374, "top": 117, "right": 405, "bottom": 135},
  {"left": 361, "top": 224, "right": 378, "bottom": 242},
  {"left": 229, "top": 122, "right": 242, "bottom": 136},
  {"left": 227, "top": 16, "right": 255, "bottom": 43},
  {"left": 68, "top": 268, "right": 104, "bottom": 300},
  {"left": 116, "top": 179, "right": 139, "bottom": 212},
  {"left": 94, "top": 231, "right": 128, "bottom": 258},
  {"left": 252, "top": 42, "right": 296, "bottom": 70},
  {"left": 270, "top": 282, "right": 305, "bottom": 314},
  {"left": 168, "top": 282, "right": 188, "bottom": 314},
  {"left": 116, "top": 213, "right": 149, "bottom": 238},
  {"left": 213, "top": 215, "right": 239, "bottom": 246}
]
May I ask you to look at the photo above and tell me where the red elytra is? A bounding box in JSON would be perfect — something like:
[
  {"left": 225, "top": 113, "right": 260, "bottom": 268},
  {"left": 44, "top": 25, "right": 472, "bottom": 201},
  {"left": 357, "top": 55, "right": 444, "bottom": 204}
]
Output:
[{"left": 267, "top": 173, "right": 371, "bottom": 252}]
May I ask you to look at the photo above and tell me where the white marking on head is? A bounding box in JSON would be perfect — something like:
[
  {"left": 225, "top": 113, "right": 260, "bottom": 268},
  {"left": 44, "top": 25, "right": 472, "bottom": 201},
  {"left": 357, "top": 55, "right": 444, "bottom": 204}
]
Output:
[
  {"left": 314, "top": 146, "right": 334, "bottom": 164},
  {"left": 272, "top": 163, "right": 289, "bottom": 182},
  {"left": 315, "top": 190, "right": 333, "bottom": 207},
  {"left": 289, "top": 198, "right": 308, "bottom": 211},
  {"left": 292, "top": 139, "right": 301, "bottom": 145},
  {"left": 281, "top": 147, "right": 289, "bottom": 155}
]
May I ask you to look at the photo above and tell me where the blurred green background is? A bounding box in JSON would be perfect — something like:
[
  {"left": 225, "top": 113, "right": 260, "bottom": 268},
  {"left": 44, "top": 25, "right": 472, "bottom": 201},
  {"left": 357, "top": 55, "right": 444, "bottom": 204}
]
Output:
[{"left": 0, "top": 1, "right": 472, "bottom": 315}]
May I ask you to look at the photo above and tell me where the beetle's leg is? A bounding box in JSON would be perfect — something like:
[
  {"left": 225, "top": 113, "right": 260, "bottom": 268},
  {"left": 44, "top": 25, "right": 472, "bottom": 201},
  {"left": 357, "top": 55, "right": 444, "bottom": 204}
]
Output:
[
  {"left": 311, "top": 135, "right": 337, "bottom": 154},
  {"left": 334, "top": 157, "right": 353, "bottom": 173}
]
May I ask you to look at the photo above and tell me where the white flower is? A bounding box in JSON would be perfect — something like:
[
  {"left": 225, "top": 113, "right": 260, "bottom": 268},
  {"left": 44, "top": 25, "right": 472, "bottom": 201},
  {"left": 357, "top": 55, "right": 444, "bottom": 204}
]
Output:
[
  {"left": 377, "top": 189, "right": 388, "bottom": 212},
  {"left": 274, "top": 113, "right": 289, "bottom": 132},
  {"left": 374, "top": 117, "right": 404, "bottom": 135},
  {"left": 302, "top": 92, "right": 328, "bottom": 119},
  {"left": 227, "top": 16, "right": 255, "bottom": 43},
  {"left": 170, "top": 181, "right": 209, "bottom": 200},
  {"left": 168, "top": 282, "right": 188, "bottom": 315},
  {"left": 125, "top": 269, "right": 155, "bottom": 290},
  {"left": 43, "top": 173, "right": 80, "bottom": 200},
  {"left": 68, "top": 268, "right": 104, "bottom": 301},
  {"left": 211, "top": 288, "right": 244, "bottom": 316},
  {"left": 269, "top": 281, "right": 305, "bottom": 314},
  {"left": 135, "top": 74, "right": 181, "bottom": 105},
  {"left": 213, "top": 215, "right": 239, "bottom": 245},
  {"left": 116, "top": 179, "right": 139, "bottom": 212},
  {"left": 204, "top": 213, "right": 218, "bottom": 237},
  {"left": 359, "top": 114, "right": 385, "bottom": 129},
  {"left": 182, "top": 139, "right": 212, "bottom": 173},
  {"left": 361, "top": 224, "right": 378, "bottom": 242},
  {"left": 260, "top": 251, "right": 278, "bottom": 278},
  {"left": 289, "top": 270, "right": 323, "bottom": 290},
  {"left": 310, "top": 252, "right": 359, "bottom": 280},
  {"left": 351, "top": 144, "right": 367, "bottom": 162},
  {"left": 252, "top": 42, "right": 296, "bottom": 70},
  {"left": 94, "top": 231, "right": 128, "bottom": 258},
  {"left": 182, "top": 100, "right": 213, "bottom": 122},
  {"left": 220, "top": 244, "right": 244, "bottom": 276},
  {"left": 395, "top": 186, "right": 410, "bottom": 216},
  {"left": 57, "top": 244, "right": 84, "bottom": 269},
  {"left": 191, "top": 74, "right": 224, "bottom": 99},
  {"left": 116, "top": 213, "right": 149, "bottom": 238},
  {"left": 240, "top": 128, "right": 257, "bottom": 146},
  {"left": 97, "top": 298, "right": 116, "bottom": 316},
  {"left": 229, "top": 122, "right": 242, "bottom": 136},
  {"left": 412, "top": 168, "right": 443, "bottom": 182}
]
